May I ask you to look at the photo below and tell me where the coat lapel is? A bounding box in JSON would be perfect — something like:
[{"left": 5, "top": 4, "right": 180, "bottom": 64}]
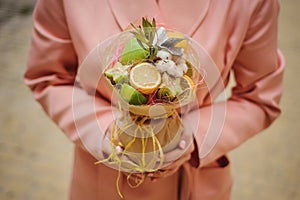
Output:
[
  {"left": 108, "top": 0, "right": 161, "bottom": 30},
  {"left": 108, "top": 0, "right": 209, "bottom": 36},
  {"left": 158, "top": 0, "right": 210, "bottom": 35}
]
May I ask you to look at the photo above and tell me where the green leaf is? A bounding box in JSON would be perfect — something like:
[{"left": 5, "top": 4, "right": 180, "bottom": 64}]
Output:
[
  {"left": 152, "top": 18, "right": 156, "bottom": 28},
  {"left": 130, "top": 17, "right": 158, "bottom": 60},
  {"left": 136, "top": 39, "right": 148, "bottom": 51}
]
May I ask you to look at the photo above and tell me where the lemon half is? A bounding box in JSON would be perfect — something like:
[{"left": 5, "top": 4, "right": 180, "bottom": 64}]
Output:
[{"left": 130, "top": 63, "right": 161, "bottom": 95}]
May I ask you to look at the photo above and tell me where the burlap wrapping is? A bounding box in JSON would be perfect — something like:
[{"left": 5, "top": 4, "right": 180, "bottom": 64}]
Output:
[{"left": 117, "top": 107, "right": 183, "bottom": 153}]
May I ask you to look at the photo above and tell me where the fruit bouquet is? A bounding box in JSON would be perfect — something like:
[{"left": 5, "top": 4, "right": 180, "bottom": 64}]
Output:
[{"left": 81, "top": 18, "right": 204, "bottom": 197}]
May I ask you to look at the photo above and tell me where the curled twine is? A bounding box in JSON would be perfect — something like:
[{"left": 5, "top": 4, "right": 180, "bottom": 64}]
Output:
[{"left": 95, "top": 108, "right": 175, "bottom": 198}]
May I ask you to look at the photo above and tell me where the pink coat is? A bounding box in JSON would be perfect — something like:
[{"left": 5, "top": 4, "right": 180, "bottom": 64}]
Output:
[{"left": 25, "top": 0, "right": 284, "bottom": 199}]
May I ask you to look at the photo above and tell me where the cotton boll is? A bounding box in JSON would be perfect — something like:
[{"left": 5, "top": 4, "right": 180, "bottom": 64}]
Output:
[
  {"left": 156, "top": 60, "right": 168, "bottom": 73},
  {"left": 177, "top": 57, "right": 186, "bottom": 65},
  {"left": 157, "top": 50, "right": 172, "bottom": 60},
  {"left": 156, "top": 59, "right": 176, "bottom": 74},
  {"left": 157, "top": 59, "right": 189, "bottom": 77},
  {"left": 165, "top": 61, "right": 181, "bottom": 77},
  {"left": 170, "top": 63, "right": 188, "bottom": 77},
  {"left": 156, "top": 59, "right": 188, "bottom": 77},
  {"left": 169, "top": 66, "right": 183, "bottom": 77}
]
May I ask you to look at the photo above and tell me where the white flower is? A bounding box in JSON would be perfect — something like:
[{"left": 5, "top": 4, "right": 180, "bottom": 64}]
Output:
[
  {"left": 169, "top": 65, "right": 184, "bottom": 77},
  {"left": 176, "top": 57, "right": 186, "bottom": 65},
  {"left": 156, "top": 59, "right": 175, "bottom": 74},
  {"left": 156, "top": 59, "right": 187, "bottom": 77},
  {"left": 177, "top": 63, "right": 188, "bottom": 74},
  {"left": 157, "top": 50, "right": 172, "bottom": 60}
]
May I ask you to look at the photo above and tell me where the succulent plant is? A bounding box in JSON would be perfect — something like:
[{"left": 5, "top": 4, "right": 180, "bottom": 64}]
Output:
[
  {"left": 130, "top": 18, "right": 185, "bottom": 61},
  {"left": 130, "top": 17, "right": 158, "bottom": 60}
]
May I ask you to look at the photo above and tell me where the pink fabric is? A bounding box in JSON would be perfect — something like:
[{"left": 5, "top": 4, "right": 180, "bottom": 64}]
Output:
[{"left": 24, "top": 0, "right": 284, "bottom": 199}]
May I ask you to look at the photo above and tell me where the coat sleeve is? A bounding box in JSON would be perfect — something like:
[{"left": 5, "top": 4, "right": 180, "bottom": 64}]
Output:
[
  {"left": 190, "top": 0, "right": 284, "bottom": 167},
  {"left": 24, "top": 0, "right": 113, "bottom": 160}
]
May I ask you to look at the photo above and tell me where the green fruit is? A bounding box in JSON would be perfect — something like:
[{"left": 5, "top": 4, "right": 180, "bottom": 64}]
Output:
[
  {"left": 104, "top": 62, "right": 129, "bottom": 84},
  {"left": 120, "top": 83, "right": 148, "bottom": 105},
  {"left": 184, "top": 60, "right": 194, "bottom": 78},
  {"left": 156, "top": 73, "right": 182, "bottom": 102},
  {"left": 105, "top": 69, "right": 128, "bottom": 84},
  {"left": 156, "top": 87, "right": 175, "bottom": 101},
  {"left": 121, "top": 38, "right": 149, "bottom": 64}
]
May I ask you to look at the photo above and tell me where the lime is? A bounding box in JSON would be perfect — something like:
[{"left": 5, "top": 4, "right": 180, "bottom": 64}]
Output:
[
  {"left": 121, "top": 38, "right": 149, "bottom": 64},
  {"left": 104, "top": 62, "right": 129, "bottom": 84},
  {"left": 120, "top": 83, "right": 148, "bottom": 105}
]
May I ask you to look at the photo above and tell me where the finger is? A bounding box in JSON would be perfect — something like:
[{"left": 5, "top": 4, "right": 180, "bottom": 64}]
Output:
[
  {"left": 125, "top": 172, "right": 144, "bottom": 183},
  {"left": 149, "top": 167, "right": 180, "bottom": 182},
  {"left": 163, "top": 166, "right": 180, "bottom": 178},
  {"left": 148, "top": 170, "right": 169, "bottom": 179}
]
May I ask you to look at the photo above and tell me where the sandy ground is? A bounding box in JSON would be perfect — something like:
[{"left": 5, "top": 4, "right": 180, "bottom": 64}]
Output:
[{"left": 0, "top": 1, "right": 299, "bottom": 200}]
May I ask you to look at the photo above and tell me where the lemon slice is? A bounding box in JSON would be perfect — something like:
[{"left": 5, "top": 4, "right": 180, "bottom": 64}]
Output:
[
  {"left": 176, "top": 75, "right": 195, "bottom": 102},
  {"left": 181, "top": 75, "right": 194, "bottom": 92},
  {"left": 130, "top": 63, "right": 161, "bottom": 94},
  {"left": 120, "top": 83, "right": 148, "bottom": 105}
]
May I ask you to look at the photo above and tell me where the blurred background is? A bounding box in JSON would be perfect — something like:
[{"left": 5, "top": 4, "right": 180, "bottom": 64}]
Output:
[{"left": 0, "top": 0, "right": 299, "bottom": 199}]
